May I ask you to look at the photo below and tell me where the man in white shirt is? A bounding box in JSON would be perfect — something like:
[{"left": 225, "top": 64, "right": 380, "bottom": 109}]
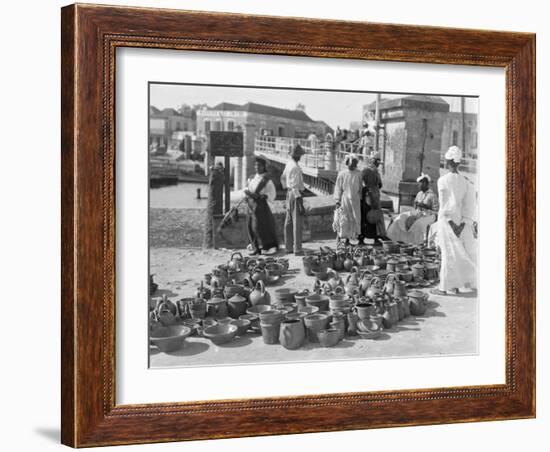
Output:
[{"left": 280, "top": 144, "right": 306, "bottom": 255}]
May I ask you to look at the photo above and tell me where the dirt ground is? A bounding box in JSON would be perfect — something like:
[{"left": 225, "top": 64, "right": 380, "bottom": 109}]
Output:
[{"left": 149, "top": 238, "right": 478, "bottom": 368}]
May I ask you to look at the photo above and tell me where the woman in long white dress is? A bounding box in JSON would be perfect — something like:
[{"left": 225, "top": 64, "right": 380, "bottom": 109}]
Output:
[
  {"left": 387, "top": 173, "right": 439, "bottom": 244},
  {"left": 333, "top": 154, "right": 363, "bottom": 244},
  {"left": 432, "top": 146, "right": 478, "bottom": 295}
]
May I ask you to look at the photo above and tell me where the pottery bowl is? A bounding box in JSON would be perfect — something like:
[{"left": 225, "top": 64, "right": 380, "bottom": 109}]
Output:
[
  {"left": 150, "top": 325, "right": 192, "bottom": 353},
  {"left": 217, "top": 317, "right": 234, "bottom": 325},
  {"left": 317, "top": 328, "right": 340, "bottom": 347},
  {"left": 202, "top": 324, "right": 238, "bottom": 345},
  {"left": 246, "top": 305, "right": 273, "bottom": 317},
  {"left": 258, "top": 309, "right": 284, "bottom": 324},
  {"left": 297, "top": 305, "right": 320, "bottom": 315},
  {"left": 182, "top": 318, "right": 201, "bottom": 336},
  {"left": 230, "top": 318, "right": 251, "bottom": 336}
]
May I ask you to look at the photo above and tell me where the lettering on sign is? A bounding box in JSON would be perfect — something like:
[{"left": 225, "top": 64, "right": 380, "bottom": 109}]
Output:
[{"left": 209, "top": 131, "right": 244, "bottom": 157}]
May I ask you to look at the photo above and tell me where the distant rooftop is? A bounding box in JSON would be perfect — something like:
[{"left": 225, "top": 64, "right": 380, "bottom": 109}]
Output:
[
  {"left": 209, "top": 102, "right": 316, "bottom": 122},
  {"left": 366, "top": 95, "right": 450, "bottom": 113}
]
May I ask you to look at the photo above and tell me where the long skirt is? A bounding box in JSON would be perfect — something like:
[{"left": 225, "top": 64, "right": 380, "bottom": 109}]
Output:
[
  {"left": 435, "top": 219, "right": 477, "bottom": 291},
  {"left": 360, "top": 198, "right": 387, "bottom": 239},
  {"left": 246, "top": 198, "right": 279, "bottom": 251}
]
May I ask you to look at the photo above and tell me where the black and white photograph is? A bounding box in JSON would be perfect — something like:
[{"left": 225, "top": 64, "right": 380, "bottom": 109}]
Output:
[{"left": 148, "top": 83, "right": 479, "bottom": 368}]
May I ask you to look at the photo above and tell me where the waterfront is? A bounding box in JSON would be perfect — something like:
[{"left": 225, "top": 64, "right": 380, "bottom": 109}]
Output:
[{"left": 150, "top": 182, "right": 208, "bottom": 209}]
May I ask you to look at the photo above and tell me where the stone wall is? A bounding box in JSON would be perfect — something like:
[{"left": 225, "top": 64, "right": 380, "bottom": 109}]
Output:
[{"left": 151, "top": 198, "right": 336, "bottom": 250}]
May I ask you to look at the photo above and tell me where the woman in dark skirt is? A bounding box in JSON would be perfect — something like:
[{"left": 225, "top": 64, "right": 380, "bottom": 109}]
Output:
[{"left": 244, "top": 158, "right": 279, "bottom": 255}]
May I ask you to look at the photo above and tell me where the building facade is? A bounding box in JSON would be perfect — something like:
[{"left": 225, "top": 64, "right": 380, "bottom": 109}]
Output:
[
  {"left": 149, "top": 106, "right": 196, "bottom": 150},
  {"left": 195, "top": 102, "right": 329, "bottom": 139}
]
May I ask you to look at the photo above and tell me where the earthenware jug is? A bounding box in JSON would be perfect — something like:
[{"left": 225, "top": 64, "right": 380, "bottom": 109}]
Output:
[
  {"left": 343, "top": 253, "right": 354, "bottom": 272},
  {"left": 365, "top": 276, "right": 383, "bottom": 299},
  {"left": 372, "top": 254, "right": 387, "bottom": 269},
  {"left": 333, "top": 252, "right": 345, "bottom": 271},
  {"left": 326, "top": 269, "right": 343, "bottom": 291},
  {"left": 227, "top": 294, "right": 248, "bottom": 319},
  {"left": 250, "top": 266, "right": 267, "bottom": 285},
  {"left": 228, "top": 251, "right": 245, "bottom": 272},
  {"left": 279, "top": 319, "right": 305, "bottom": 349},
  {"left": 249, "top": 280, "right": 271, "bottom": 306}
]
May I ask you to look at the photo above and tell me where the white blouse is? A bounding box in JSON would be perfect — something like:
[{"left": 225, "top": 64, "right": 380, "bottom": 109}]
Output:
[{"left": 246, "top": 173, "right": 276, "bottom": 202}]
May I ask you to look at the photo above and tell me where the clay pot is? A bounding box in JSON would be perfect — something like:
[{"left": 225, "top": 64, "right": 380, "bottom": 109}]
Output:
[
  {"left": 248, "top": 280, "right": 271, "bottom": 306},
  {"left": 227, "top": 294, "right": 248, "bottom": 319},
  {"left": 203, "top": 324, "right": 237, "bottom": 345},
  {"left": 294, "top": 289, "right": 310, "bottom": 308},
  {"left": 355, "top": 301, "right": 376, "bottom": 321},
  {"left": 150, "top": 325, "right": 192, "bottom": 353},
  {"left": 206, "top": 297, "right": 228, "bottom": 319},
  {"left": 304, "top": 313, "right": 329, "bottom": 342},
  {"left": 317, "top": 328, "right": 340, "bottom": 347},
  {"left": 298, "top": 305, "right": 320, "bottom": 315},
  {"left": 364, "top": 277, "right": 383, "bottom": 299},
  {"left": 230, "top": 318, "right": 250, "bottom": 336},
  {"left": 302, "top": 256, "right": 316, "bottom": 276},
  {"left": 411, "top": 263, "right": 425, "bottom": 280},
  {"left": 386, "top": 258, "right": 400, "bottom": 273},
  {"left": 362, "top": 314, "right": 384, "bottom": 331},
  {"left": 330, "top": 318, "right": 346, "bottom": 341},
  {"left": 250, "top": 266, "right": 267, "bottom": 285},
  {"left": 409, "top": 290, "right": 429, "bottom": 316},
  {"left": 425, "top": 263, "right": 439, "bottom": 280},
  {"left": 273, "top": 288, "right": 297, "bottom": 306},
  {"left": 346, "top": 312, "right": 359, "bottom": 336},
  {"left": 259, "top": 309, "right": 284, "bottom": 325},
  {"left": 343, "top": 253, "right": 355, "bottom": 272},
  {"left": 228, "top": 251, "right": 246, "bottom": 272},
  {"left": 211, "top": 268, "right": 228, "bottom": 288},
  {"left": 373, "top": 255, "right": 387, "bottom": 269},
  {"left": 239, "top": 313, "right": 259, "bottom": 331},
  {"left": 333, "top": 252, "right": 345, "bottom": 271},
  {"left": 382, "top": 302, "right": 400, "bottom": 329},
  {"left": 260, "top": 322, "right": 281, "bottom": 344},
  {"left": 279, "top": 319, "right": 306, "bottom": 349},
  {"left": 329, "top": 288, "right": 351, "bottom": 311},
  {"left": 305, "top": 293, "right": 330, "bottom": 312}
]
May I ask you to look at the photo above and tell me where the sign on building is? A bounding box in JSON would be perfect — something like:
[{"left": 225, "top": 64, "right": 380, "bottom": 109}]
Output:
[{"left": 209, "top": 131, "right": 244, "bottom": 157}]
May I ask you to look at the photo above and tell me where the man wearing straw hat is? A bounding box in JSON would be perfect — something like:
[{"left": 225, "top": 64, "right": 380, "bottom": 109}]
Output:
[{"left": 281, "top": 144, "right": 306, "bottom": 255}]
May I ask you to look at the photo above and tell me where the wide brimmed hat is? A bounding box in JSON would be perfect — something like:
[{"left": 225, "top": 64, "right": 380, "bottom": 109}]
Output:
[{"left": 290, "top": 144, "right": 305, "bottom": 157}]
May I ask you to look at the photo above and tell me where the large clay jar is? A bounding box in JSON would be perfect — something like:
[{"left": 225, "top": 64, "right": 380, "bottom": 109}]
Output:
[
  {"left": 279, "top": 319, "right": 305, "bottom": 350},
  {"left": 304, "top": 313, "right": 329, "bottom": 342},
  {"left": 409, "top": 290, "right": 428, "bottom": 315},
  {"left": 248, "top": 280, "right": 271, "bottom": 306},
  {"left": 305, "top": 293, "right": 330, "bottom": 312},
  {"left": 227, "top": 294, "right": 248, "bottom": 319}
]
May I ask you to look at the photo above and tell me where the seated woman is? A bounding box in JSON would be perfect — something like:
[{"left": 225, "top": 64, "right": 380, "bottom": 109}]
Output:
[
  {"left": 243, "top": 157, "right": 279, "bottom": 256},
  {"left": 387, "top": 173, "right": 439, "bottom": 245}
]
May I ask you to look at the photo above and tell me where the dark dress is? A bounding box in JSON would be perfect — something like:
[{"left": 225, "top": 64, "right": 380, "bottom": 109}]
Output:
[
  {"left": 246, "top": 174, "right": 279, "bottom": 251},
  {"left": 360, "top": 165, "right": 386, "bottom": 240}
]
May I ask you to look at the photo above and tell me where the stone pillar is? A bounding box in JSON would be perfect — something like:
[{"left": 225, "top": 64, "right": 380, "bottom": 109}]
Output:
[
  {"left": 241, "top": 123, "right": 257, "bottom": 189},
  {"left": 184, "top": 135, "right": 192, "bottom": 159},
  {"left": 234, "top": 157, "right": 243, "bottom": 190}
]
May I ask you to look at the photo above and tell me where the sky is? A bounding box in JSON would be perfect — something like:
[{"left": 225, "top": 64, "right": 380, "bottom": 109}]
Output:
[{"left": 150, "top": 83, "right": 478, "bottom": 130}]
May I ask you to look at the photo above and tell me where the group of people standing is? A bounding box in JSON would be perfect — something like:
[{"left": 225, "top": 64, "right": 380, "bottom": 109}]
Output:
[
  {"left": 243, "top": 144, "right": 307, "bottom": 256},
  {"left": 242, "top": 143, "right": 477, "bottom": 296},
  {"left": 332, "top": 151, "right": 388, "bottom": 245}
]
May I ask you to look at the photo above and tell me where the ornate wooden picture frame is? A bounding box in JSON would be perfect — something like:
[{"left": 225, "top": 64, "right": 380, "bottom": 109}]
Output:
[{"left": 61, "top": 3, "right": 535, "bottom": 447}]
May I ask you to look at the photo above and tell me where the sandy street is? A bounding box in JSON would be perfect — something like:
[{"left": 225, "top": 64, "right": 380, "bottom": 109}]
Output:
[{"left": 149, "top": 239, "right": 478, "bottom": 368}]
